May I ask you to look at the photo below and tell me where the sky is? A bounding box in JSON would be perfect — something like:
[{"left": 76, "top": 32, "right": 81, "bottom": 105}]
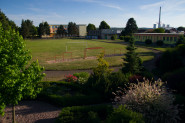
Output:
[{"left": 1, "top": 0, "right": 185, "bottom": 28}]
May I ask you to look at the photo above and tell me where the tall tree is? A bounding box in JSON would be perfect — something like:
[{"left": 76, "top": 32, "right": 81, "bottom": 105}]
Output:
[
  {"left": 153, "top": 28, "right": 165, "bottom": 33},
  {"left": 0, "top": 10, "right": 18, "bottom": 31},
  {"left": 123, "top": 18, "right": 138, "bottom": 36},
  {"left": 177, "top": 26, "right": 185, "bottom": 32},
  {"left": 122, "top": 36, "right": 143, "bottom": 74},
  {"left": 20, "top": 19, "right": 37, "bottom": 39},
  {"left": 99, "top": 21, "right": 110, "bottom": 30},
  {"left": 68, "top": 22, "right": 78, "bottom": 36},
  {"left": 87, "top": 23, "right": 96, "bottom": 33},
  {"left": 0, "top": 22, "right": 44, "bottom": 122},
  {"left": 38, "top": 21, "right": 50, "bottom": 37},
  {"left": 57, "top": 25, "right": 66, "bottom": 36}
]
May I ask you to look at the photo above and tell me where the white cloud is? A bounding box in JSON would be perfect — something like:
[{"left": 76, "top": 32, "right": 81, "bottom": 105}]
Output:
[
  {"left": 140, "top": 1, "right": 165, "bottom": 10},
  {"left": 72, "top": 0, "right": 123, "bottom": 11}
]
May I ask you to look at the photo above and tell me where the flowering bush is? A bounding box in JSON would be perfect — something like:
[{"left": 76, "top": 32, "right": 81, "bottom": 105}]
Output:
[
  {"left": 64, "top": 74, "right": 77, "bottom": 82},
  {"left": 113, "top": 79, "right": 180, "bottom": 123}
]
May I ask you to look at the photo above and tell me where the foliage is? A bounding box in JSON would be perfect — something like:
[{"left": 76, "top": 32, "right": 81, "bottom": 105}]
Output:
[
  {"left": 57, "top": 25, "right": 66, "bottom": 36},
  {"left": 0, "top": 23, "right": 44, "bottom": 116},
  {"left": 122, "top": 36, "right": 143, "bottom": 74},
  {"left": 156, "top": 44, "right": 185, "bottom": 73},
  {"left": 145, "top": 39, "right": 152, "bottom": 45},
  {"left": 57, "top": 104, "right": 113, "bottom": 123},
  {"left": 106, "top": 105, "right": 144, "bottom": 123},
  {"left": 153, "top": 28, "right": 165, "bottom": 33},
  {"left": 111, "top": 35, "right": 117, "bottom": 40},
  {"left": 0, "top": 10, "right": 18, "bottom": 31},
  {"left": 86, "top": 52, "right": 113, "bottom": 97},
  {"left": 99, "top": 21, "right": 110, "bottom": 30},
  {"left": 176, "top": 35, "right": 185, "bottom": 45},
  {"left": 73, "top": 72, "right": 90, "bottom": 84},
  {"left": 162, "top": 67, "right": 185, "bottom": 96},
  {"left": 156, "top": 40, "right": 164, "bottom": 46},
  {"left": 68, "top": 22, "right": 79, "bottom": 36},
  {"left": 38, "top": 81, "right": 105, "bottom": 106},
  {"left": 114, "top": 79, "right": 180, "bottom": 123},
  {"left": 64, "top": 74, "right": 78, "bottom": 82},
  {"left": 38, "top": 21, "right": 50, "bottom": 37},
  {"left": 119, "top": 36, "right": 124, "bottom": 40},
  {"left": 177, "top": 26, "right": 185, "bottom": 32},
  {"left": 87, "top": 23, "right": 96, "bottom": 33},
  {"left": 20, "top": 19, "right": 37, "bottom": 39},
  {"left": 129, "top": 75, "right": 143, "bottom": 84},
  {"left": 124, "top": 35, "right": 131, "bottom": 42},
  {"left": 123, "top": 18, "right": 138, "bottom": 36}
]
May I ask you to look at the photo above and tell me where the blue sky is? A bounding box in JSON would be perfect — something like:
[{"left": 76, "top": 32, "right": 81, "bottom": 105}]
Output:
[{"left": 1, "top": 0, "right": 185, "bottom": 28}]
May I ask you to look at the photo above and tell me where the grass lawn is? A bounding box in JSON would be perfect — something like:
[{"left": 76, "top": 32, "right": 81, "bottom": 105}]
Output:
[{"left": 26, "top": 39, "right": 156, "bottom": 70}]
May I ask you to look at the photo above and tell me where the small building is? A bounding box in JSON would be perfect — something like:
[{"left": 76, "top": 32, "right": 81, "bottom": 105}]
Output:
[
  {"left": 87, "top": 28, "right": 123, "bottom": 39},
  {"left": 134, "top": 33, "right": 182, "bottom": 42}
]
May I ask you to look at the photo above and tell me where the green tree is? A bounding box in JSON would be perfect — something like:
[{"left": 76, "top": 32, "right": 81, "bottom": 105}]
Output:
[
  {"left": 153, "top": 28, "right": 165, "bottom": 33},
  {"left": 57, "top": 25, "right": 66, "bottom": 36},
  {"left": 87, "top": 23, "right": 96, "bottom": 33},
  {"left": 123, "top": 18, "right": 138, "bottom": 36},
  {"left": 122, "top": 36, "right": 143, "bottom": 74},
  {"left": 177, "top": 26, "right": 185, "bottom": 32},
  {"left": 176, "top": 35, "right": 185, "bottom": 45},
  {"left": 38, "top": 21, "right": 50, "bottom": 37},
  {"left": 99, "top": 21, "right": 110, "bottom": 30},
  {"left": 0, "top": 10, "right": 18, "bottom": 31},
  {"left": 68, "top": 22, "right": 79, "bottom": 36},
  {"left": 0, "top": 22, "right": 44, "bottom": 122},
  {"left": 20, "top": 19, "right": 37, "bottom": 39}
]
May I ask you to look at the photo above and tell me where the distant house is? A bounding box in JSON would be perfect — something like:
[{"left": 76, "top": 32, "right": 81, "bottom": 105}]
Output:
[
  {"left": 49, "top": 24, "right": 87, "bottom": 37},
  {"left": 134, "top": 33, "right": 183, "bottom": 42},
  {"left": 87, "top": 28, "right": 123, "bottom": 39}
]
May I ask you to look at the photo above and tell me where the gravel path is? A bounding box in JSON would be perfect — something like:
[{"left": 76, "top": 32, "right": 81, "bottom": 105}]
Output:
[{"left": 0, "top": 101, "right": 61, "bottom": 123}]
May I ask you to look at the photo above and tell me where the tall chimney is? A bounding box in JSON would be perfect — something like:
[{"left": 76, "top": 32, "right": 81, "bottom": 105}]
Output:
[{"left": 158, "top": 7, "right": 161, "bottom": 28}]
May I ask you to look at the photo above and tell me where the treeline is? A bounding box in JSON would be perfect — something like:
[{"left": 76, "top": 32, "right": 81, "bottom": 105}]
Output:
[{"left": 0, "top": 10, "right": 79, "bottom": 39}]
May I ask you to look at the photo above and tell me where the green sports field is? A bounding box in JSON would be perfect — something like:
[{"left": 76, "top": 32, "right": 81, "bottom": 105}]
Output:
[{"left": 25, "top": 39, "right": 155, "bottom": 70}]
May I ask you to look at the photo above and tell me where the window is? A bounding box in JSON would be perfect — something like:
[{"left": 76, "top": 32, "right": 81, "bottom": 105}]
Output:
[
  {"left": 163, "top": 37, "right": 165, "bottom": 41},
  {"left": 167, "top": 37, "right": 169, "bottom": 41},
  {"left": 174, "top": 37, "right": 177, "bottom": 41},
  {"left": 170, "top": 37, "right": 173, "bottom": 41},
  {"left": 52, "top": 26, "right": 54, "bottom": 28}
]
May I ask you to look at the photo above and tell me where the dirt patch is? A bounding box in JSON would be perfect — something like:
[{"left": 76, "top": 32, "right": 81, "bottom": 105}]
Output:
[
  {"left": 0, "top": 101, "right": 61, "bottom": 123},
  {"left": 46, "top": 54, "right": 124, "bottom": 64}
]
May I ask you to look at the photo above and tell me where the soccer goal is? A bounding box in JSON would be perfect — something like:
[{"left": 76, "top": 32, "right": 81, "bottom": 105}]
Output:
[
  {"left": 65, "top": 41, "right": 88, "bottom": 52},
  {"left": 84, "top": 47, "right": 104, "bottom": 59}
]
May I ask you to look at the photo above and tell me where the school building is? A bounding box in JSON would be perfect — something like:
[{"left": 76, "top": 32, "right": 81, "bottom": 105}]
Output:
[
  {"left": 134, "top": 33, "right": 183, "bottom": 42},
  {"left": 49, "top": 24, "right": 87, "bottom": 37}
]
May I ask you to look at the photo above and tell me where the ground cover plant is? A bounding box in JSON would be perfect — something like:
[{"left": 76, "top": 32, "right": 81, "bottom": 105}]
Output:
[
  {"left": 37, "top": 81, "right": 105, "bottom": 107},
  {"left": 26, "top": 39, "right": 155, "bottom": 70}
]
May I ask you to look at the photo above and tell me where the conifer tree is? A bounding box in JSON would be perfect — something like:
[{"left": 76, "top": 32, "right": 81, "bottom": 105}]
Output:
[{"left": 122, "top": 36, "right": 143, "bottom": 74}]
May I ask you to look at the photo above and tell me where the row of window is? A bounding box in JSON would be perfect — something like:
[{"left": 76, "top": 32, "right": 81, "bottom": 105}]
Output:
[
  {"left": 50, "top": 25, "right": 68, "bottom": 29},
  {"left": 135, "top": 36, "right": 178, "bottom": 41}
]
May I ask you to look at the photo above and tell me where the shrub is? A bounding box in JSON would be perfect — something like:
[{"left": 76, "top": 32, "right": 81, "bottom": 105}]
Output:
[
  {"left": 156, "top": 40, "right": 164, "bottom": 46},
  {"left": 114, "top": 79, "right": 180, "bottom": 123},
  {"left": 64, "top": 74, "right": 78, "bottom": 82},
  {"left": 157, "top": 44, "right": 185, "bottom": 73},
  {"left": 162, "top": 67, "right": 185, "bottom": 96},
  {"left": 124, "top": 35, "right": 131, "bottom": 42},
  {"left": 111, "top": 35, "right": 117, "bottom": 40},
  {"left": 86, "top": 52, "right": 113, "bottom": 97},
  {"left": 120, "top": 36, "right": 124, "bottom": 40},
  {"left": 145, "top": 39, "right": 152, "bottom": 45},
  {"left": 73, "top": 72, "right": 90, "bottom": 84},
  {"left": 57, "top": 105, "right": 113, "bottom": 123},
  {"left": 106, "top": 105, "right": 144, "bottom": 123},
  {"left": 129, "top": 75, "right": 143, "bottom": 84}
]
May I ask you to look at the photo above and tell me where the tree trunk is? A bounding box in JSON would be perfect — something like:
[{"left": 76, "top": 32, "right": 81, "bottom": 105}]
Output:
[{"left": 12, "top": 105, "right": 15, "bottom": 123}]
